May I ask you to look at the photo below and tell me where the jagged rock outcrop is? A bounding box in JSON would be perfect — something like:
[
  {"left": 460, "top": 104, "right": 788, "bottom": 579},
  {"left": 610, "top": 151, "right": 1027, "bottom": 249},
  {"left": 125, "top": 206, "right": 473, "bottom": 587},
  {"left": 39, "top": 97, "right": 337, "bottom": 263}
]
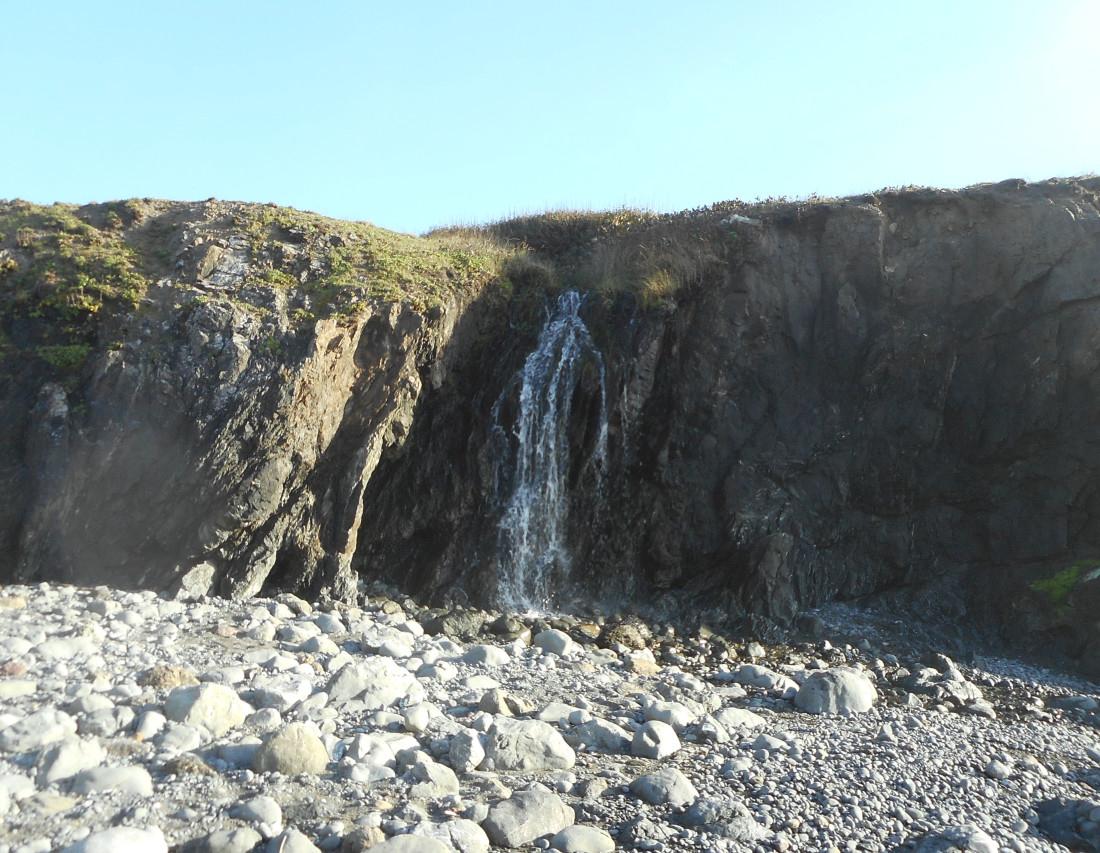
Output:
[{"left": 3, "top": 180, "right": 1100, "bottom": 672}]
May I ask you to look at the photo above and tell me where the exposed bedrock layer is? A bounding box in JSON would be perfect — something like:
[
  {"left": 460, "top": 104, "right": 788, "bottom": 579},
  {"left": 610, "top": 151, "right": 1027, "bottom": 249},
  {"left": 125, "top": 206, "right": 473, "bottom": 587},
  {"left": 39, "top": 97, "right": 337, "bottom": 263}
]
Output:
[{"left": 3, "top": 179, "right": 1100, "bottom": 672}]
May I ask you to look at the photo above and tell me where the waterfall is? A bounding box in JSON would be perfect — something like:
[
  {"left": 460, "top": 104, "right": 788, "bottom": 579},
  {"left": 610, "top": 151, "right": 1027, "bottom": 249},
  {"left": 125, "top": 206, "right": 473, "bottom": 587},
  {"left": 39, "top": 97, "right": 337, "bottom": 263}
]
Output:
[{"left": 492, "top": 290, "right": 608, "bottom": 612}]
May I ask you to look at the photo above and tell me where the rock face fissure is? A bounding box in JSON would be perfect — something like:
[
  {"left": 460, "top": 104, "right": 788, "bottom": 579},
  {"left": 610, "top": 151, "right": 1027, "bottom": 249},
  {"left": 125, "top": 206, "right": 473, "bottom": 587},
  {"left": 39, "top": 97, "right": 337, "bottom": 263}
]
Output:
[{"left": 491, "top": 291, "right": 608, "bottom": 611}]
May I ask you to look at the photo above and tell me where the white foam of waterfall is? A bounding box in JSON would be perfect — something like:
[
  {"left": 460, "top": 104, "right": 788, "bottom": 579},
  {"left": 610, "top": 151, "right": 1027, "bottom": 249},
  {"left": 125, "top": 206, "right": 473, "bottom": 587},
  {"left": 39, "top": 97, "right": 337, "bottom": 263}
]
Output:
[{"left": 493, "top": 290, "right": 608, "bottom": 611}]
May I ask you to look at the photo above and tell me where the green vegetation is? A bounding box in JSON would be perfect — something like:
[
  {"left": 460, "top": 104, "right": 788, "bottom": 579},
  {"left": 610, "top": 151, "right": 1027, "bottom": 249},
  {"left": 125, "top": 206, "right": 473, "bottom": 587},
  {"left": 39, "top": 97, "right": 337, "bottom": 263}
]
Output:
[
  {"left": 0, "top": 192, "right": 783, "bottom": 396},
  {"left": 35, "top": 343, "right": 93, "bottom": 372},
  {"left": 0, "top": 200, "right": 154, "bottom": 384},
  {"left": 231, "top": 204, "right": 510, "bottom": 319},
  {"left": 0, "top": 203, "right": 148, "bottom": 316},
  {"left": 435, "top": 202, "right": 748, "bottom": 310},
  {"left": 1030, "top": 563, "right": 1089, "bottom": 611}
]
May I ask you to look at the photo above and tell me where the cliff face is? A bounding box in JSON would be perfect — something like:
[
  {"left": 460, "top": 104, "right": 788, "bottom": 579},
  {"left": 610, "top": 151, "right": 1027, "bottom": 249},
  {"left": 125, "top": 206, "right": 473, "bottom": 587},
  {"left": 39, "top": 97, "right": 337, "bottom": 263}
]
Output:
[
  {"left": 3, "top": 180, "right": 1100, "bottom": 672},
  {"left": 358, "top": 178, "right": 1100, "bottom": 672},
  {"left": 0, "top": 199, "right": 502, "bottom": 603}
]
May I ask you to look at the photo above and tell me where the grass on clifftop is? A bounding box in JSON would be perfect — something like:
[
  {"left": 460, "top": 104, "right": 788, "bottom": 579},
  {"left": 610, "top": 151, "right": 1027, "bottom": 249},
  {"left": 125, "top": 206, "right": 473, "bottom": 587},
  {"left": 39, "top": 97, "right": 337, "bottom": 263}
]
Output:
[
  {"left": 0, "top": 198, "right": 516, "bottom": 383},
  {"left": 0, "top": 200, "right": 153, "bottom": 381},
  {"left": 230, "top": 204, "right": 509, "bottom": 317},
  {"left": 433, "top": 202, "right": 750, "bottom": 309},
  {"left": 0, "top": 194, "right": 780, "bottom": 388}
]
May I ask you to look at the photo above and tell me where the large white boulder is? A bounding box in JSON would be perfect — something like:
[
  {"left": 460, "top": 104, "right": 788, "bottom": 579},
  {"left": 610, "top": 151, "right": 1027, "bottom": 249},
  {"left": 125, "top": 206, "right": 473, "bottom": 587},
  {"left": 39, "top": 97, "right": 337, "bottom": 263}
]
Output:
[
  {"left": 795, "top": 667, "right": 877, "bottom": 715},
  {"left": 630, "top": 766, "right": 698, "bottom": 807},
  {"left": 631, "top": 720, "right": 680, "bottom": 759},
  {"left": 325, "top": 658, "right": 418, "bottom": 709},
  {"left": 483, "top": 785, "right": 575, "bottom": 848},
  {"left": 61, "top": 826, "right": 167, "bottom": 853},
  {"left": 0, "top": 708, "right": 77, "bottom": 753},
  {"left": 164, "top": 684, "right": 251, "bottom": 737},
  {"left": 485, "top": 718, "right": 575, "bottom": 771}
]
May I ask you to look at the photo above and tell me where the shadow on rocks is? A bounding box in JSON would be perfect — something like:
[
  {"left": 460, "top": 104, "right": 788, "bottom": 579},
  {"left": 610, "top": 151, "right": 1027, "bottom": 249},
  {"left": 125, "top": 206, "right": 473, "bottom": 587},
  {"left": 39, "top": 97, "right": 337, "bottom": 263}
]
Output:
[{"left": 1031, "top": 797, "right": 1100, "bottom": 851}]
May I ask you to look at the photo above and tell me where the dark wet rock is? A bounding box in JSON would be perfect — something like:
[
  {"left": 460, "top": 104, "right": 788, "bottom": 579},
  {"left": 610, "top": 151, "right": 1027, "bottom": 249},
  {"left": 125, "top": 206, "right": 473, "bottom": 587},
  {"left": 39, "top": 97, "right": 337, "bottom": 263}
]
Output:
[
  {"left": 422, "top": 610, "right": 487, "bottom": 641},
  {"left": 599, "top": 622, "right": 650, "bottom": 650}
]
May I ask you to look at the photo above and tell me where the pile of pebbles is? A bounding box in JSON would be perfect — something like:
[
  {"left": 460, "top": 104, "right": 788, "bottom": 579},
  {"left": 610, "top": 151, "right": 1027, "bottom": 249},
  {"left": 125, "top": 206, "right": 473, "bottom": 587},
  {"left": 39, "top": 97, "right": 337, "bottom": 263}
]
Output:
[{"left": 0, "top": 582, "right": 1098, "bottom": 853}]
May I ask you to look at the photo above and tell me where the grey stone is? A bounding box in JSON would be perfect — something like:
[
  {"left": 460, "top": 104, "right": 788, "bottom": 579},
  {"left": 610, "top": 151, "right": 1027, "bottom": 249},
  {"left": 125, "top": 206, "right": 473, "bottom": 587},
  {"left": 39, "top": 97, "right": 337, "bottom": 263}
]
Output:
[
  {"left": 631, "top": 720, "right": 680, "bottom": 759},
  {"left": 265, "top": 828, "right": 320, "bottom": 852},
  {"left": 570, "top": 718, "right": 631, "bottom": 753},
  {"left": 630, "top": 766, "right": 698, "bottom": 807},
  {"left": 448, "top": 729, "right": 485, "bottom": 773},
  {"left": 550, "top": 825, "right": 615, "bottom": 853},
  {"left": 79, "top": 706, "right": 134, "bottom": 738},
  {"left": 0, "top": 772, "right": 35, "bottom": 801},
  {"left": 485, "top": 717, "right": 575, "bottom": 771},
  {"left": 483, "top": 785, "right": 575, "bottom": 848},
  {"left": 229, "top": 794, "right": 283, "bottom": 827},
  {"left": 914, "top": 824, "right": 998, "bottom": 853},
  {"left": 66, "top": 694, "right": 114, "bottom": 715},
  {"left": 533, "top": 629, "right": 574, "bottom": 656},
  {"left": 643, "top": 700, "right": 696, "bottom": 730},
  {"left": 697, "top": 715, "right": 729, "bottom": 743},
  {"left": 410, "top": 759, "right": 460, "bottom": 798},
  {"left": 218, "top": 741, "right": 262, "bottom": 770},
  {"left": 70, "top": 765, "right": 154, "bottom": 797},
  {"left": 249, "top": 676, "right": 312, "bottom": 713},
  {"left": 369, "top": 837, "right": 449, "bottom": 853},
  {"left": 157, "top": 723, "right": 203, "bottom": 753},
  {"left": 402, "top": 703, "right": 432, "bottom": 733},
  {"left": 478, "top": 688, "right": 533, "bottom": 716},
  {"left": 164, "top": 683, "right": 251, "bottom": 736},
  {"left": 409, "top": 819, "right": 490, "bottom": 853},
  {"left": 276, "top": 622, "right": 321, "bottom": 644},
  {"left": 727, "top": 664, "right": 797, "bottom": 692},
  {"left": 940, "top": 680, "right": 985, "bottom": 704},
  {"left": 35, "top": 636, "right": 96, "bottom": 661},
  {"left": 326, "top": 658, "right": 417, "bottom": 709},
  {"left": 794, "top": 667, "right": 877, "bottom": 715},
  {"left": 253, "top": 723, "right": 329, "bottom": 775},
  {"left": 462, "top": 645, "right": 510, "bottom": 667},
  {"left": 0, "top": 708, "right": 77, "bottom": 753},
  {"left": 36, "top": 737, "right": 106, "bottom": 786},
  {"left": 189, "top": 828, "right": 262, "bottom": 853},
  {"left": 713, "top": 707, "right": 766, "bottom": 731},
  {"left": 345, "top": 732, "right": 397, "bottom": 768},
  {"left": 174, "top": 562, "right": 216, "bottom": 600},
  {"left": 61, "top": 826, "right": 168, "bottom": 853},
  {"left": 0, "top": 679, "right": 36, "bottom": 700},
  {"left": 680, "top": 797, "right": 768, "bottom": 841}
]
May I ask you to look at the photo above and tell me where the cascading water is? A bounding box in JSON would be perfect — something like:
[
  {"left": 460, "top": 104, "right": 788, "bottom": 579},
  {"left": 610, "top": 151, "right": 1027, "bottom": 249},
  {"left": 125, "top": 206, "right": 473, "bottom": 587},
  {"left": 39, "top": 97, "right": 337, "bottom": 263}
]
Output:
[{"left": 491, "top": 291, "right": 608, "bottom": 612}]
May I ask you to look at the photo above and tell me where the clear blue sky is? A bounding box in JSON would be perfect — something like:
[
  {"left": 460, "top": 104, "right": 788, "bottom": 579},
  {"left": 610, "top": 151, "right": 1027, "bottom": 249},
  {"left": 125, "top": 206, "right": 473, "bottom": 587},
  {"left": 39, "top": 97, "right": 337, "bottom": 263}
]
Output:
[{"left": 4, "top": 1, "right": 1097, "bottom": 234}]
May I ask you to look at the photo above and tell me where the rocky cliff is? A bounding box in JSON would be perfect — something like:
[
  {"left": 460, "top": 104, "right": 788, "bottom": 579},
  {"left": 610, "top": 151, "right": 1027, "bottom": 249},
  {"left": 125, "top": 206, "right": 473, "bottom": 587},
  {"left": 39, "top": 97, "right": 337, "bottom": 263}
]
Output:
[
  {"left": 3, "top": 179, "right": 1099, "bottom": 672},
  {"left": 0, "top": 200, "right": 505, "bottom": 603}
]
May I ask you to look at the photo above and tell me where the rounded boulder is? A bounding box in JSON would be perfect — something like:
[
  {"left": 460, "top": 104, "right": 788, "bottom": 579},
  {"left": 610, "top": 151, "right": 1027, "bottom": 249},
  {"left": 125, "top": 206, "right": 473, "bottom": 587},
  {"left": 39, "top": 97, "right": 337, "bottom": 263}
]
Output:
[{"left": 795, "top": 667, "right": 877, "bottom": 715}]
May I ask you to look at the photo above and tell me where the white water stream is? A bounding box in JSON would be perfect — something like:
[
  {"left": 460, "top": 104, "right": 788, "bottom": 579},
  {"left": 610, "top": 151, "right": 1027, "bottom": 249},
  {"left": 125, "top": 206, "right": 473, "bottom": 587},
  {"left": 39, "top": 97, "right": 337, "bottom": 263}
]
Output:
[{"left": 492, "top": 291, "right": 608, "bottom": 611}]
